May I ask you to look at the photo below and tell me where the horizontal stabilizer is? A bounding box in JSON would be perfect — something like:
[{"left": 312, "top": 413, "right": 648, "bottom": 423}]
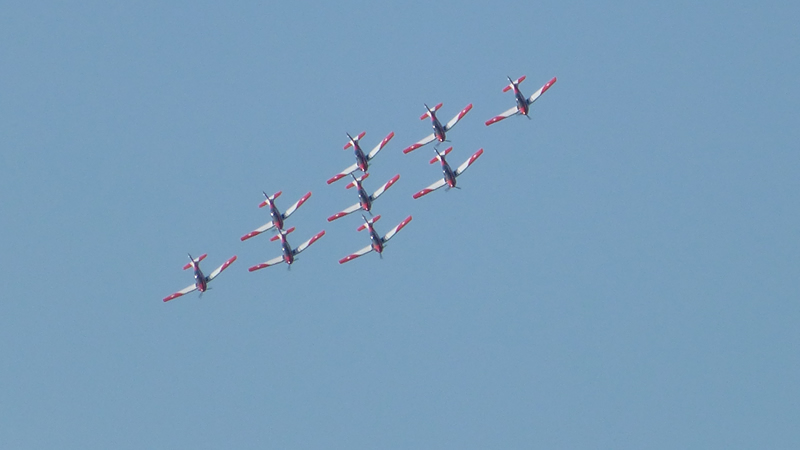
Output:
[
  {"left": 357, "top": 215, "right": 381, "bottom": 231},
  {"left": 430, "top": 147, "right": 453, "bottom": 164},
  {"left": 183, "top": 253, "right": 207, "bottom": 270}
]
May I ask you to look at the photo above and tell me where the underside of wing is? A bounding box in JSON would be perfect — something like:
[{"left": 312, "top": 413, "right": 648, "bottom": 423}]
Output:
[
  {"left": 370, "top": 174, "right": 400, "bottom": 201},
  {"left": 444, "top": 103, "right": 473, "bottom": 131},
  {"left": 327, "top": 163, "right": 359, "bottom": 184},
  {"left": 294, "top": 230, "right": 325, "bottom": 255},
  {"left": 367, "top": 131, "right": 395, "bottom": 160},
  {"left": 241, "top": 221, "right": 276, "bottom": 241},
  {"left": 455, "top": 148, "right": 484, "bottom": 177},
  {"left": 248, "top": 255, "right": 285, "bottom": 272},
  {"left": 206, "top": 255, "right": 237, "bottom": 281},
  {"left": 484, "top": 106, "right": 519, "bottom": 126},
  {"left": 163, "top": 284, "right": 197, "bottom": 302},
  {"left": 527, "top": 76, "right": 557, "bottom": 105},
  {"left": 402, "top": 133, "right": 435, "bottom": 154},
  {"left": 282, "top": 192, "right": 312, "bottom": 219},
  {"left": 412, "top": 179, "right": 447, "bottom": 199},
  {"left": 338, "top": 244, "right": 374, "bottom": 264},
  {"left": 327, "top": 203, "right": 362, "bottom": 222},
  {"left": 382, "top": 215, "right": 412, "bottom": 243}
]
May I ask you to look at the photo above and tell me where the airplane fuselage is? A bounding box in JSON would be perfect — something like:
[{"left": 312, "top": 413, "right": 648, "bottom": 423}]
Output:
[
  {"left": 280, "top": 237, "right": 295, "bottom": 265},
  {"left": 267, "top": 202, "right": 285, "bottom": 230},
  {"left": 352, "top": 144, "right": 369, "bottom": 173},
  {"left": 430, "top": 114, "right": 446, "bottom": 142},
  {"left": 514, "top": 87, "right": 529, "bottom": 116},
  {"left": 190, "top": 262, "right": 208, "bottom": 292},
  {"left": 357, "top": 185, "right": 372, "bottom": 212},
  {"left": 440, "top": 158, "right": 457, "bottom": 188},
  {"left": 367, "top": 226, "right": 384, "bottom": 253}
]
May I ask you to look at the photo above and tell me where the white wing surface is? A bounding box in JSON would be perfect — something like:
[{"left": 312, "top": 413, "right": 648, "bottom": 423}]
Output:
[
  {"left": 163, "top": 284, "right": 197, "bottom": 302},
  {"left": 455, "top": 148, "right": 484, "bottom": 177},
  {"left": 206, "top": 255, "right": 237, "bottom": 281},
  {"left": 412, "top": 179, "right": 447, "bottom": 199},
  {"left": 338, "top": 245, "right": 374, "bottom": 264}
]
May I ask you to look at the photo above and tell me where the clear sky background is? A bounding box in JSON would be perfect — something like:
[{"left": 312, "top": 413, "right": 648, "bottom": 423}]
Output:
[{"left": 1, "top": 1, "right": 799, "bottom": 448}]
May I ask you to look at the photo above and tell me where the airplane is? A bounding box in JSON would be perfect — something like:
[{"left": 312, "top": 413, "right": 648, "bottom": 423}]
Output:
[
  {"left": 240, "top": 190, "right": 312, "bottom": 241},
  {"left": 339, "top": 214, "right": 413, "bottom": 264},
  {"left": 485, "top": 76, "right": 557, "bottom": 126},
  {"left": 163, "top": 253, "right": 237, "bottom": 302},
  {"left": 327, "top": 172, "right": 400, "bottom": 222},
  {"left": 327, "top": 131, "right": 395, "bottom": 184},
  {"left": 412, "top": 147, "right": 483, "bottom": 199},
  {"left": 248, "top": 227, "right": 325, "bottom": 271},
  {"left": 402, "top": 102, "right": 473, "bottom": 154}
]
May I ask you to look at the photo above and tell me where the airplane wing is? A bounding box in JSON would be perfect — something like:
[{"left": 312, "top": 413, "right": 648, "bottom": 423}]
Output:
[
  {"left": 370, "top": 174, "right": 400, "bottom": 201},
  {"left": 248, "top": 255, "right": 285, "bottom": 272},
  {"left": 206, "top": 255, "right": 237, "bottom": 281},
  {"left": 366, "top": 131, "right": 395, "bottom": 161},
  {"left": 282, "top": 191, "right": 312, "bottom": 219},
  {"left": 338, "top": 244, "right": 374, "bottom": 264},
  {"left": 527, "top": 77, "right": 557, "bottom": 105},
  {"left": 444, "top": 103, "right": 473, "bottom": 131},
  {"left": 455, "top": 148, "right": 484, "bottom": 177},
  {"left": 382, "top": 215, "right": 412, "bottom": 243},
  {"left": 294, "top": 230, "right": 325, "bottom": 255},
  {"left": 412, "top": 179, "right": 447, "bottom": 199},
  {"left": 327, "top": 203, "right": 362, "bottom": 222},
  {"left": 402, "top": 133, "right": 436, "bottom": 154},
  {"left": 327, "top": 163, "right": 359, "bottom": 184},
  {"left": 484, "top": 106, "right": 519, "bottom": 126},
  {"left": 163, "top": 284, "right": 197, "bottom": 302},
  {"left": 241, "top": 221, "right": 276, "bottom": 241}
]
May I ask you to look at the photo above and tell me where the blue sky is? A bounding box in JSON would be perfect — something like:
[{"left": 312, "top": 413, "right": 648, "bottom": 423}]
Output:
[{"left": 1, "top": 1, "right": 799, "bottom": 448}]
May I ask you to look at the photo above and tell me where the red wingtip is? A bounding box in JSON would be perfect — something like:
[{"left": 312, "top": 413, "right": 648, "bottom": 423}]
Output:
[
  {"left": 241, "top": 231, "right": 257, "bottom": 241},
  {"left": 518, "top": 75, "right": 526, "bottom": 84},
  {"left": 403, "top": 144, "right": 422, "bottom": 154},
  {"left": 327, "top": 174, "right": 345, "bottom": 184},
  {"left": 248, "top": 264, "right": 266, "bottom": 272},
  {"left": 273, "top": 191, "right": 282, "bottom": 199},
  {"left": 502, "top": 85, "right": 512, "bottom": 93},
  {"left": 485, "top": 116, "right": 504, "bottom": 126},
  {"left": 286, "top": 227, "right": 296, "bottom": 234},
  {"left": 542, "top": 77, "right": 557, "bottom": 94},
  {"left": 270, "top": 234, "right": 280, "bottom": 242}
]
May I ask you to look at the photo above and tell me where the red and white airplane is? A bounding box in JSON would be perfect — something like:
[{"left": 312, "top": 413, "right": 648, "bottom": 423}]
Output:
[
  {"left": 402, "top": 103, "right": 473, "bottom": 154},
  {"left": 240, "top": 190, "right": 312, "bottom": 241},
  {"left": 248, "top": 227, "right": 325, "bottom": 271},
  {"left": 327, "top": 172, "right": 400, "bottom": 222},
  {"left": 339, "top": 214, "right": 413, "bottom": 264},
  {"left": 163, "top": 253, "right": 237, "bottom": 302},
  {"left": 327, "top": 131, "right": 395, "bottom": 184},
  {"left": 412, "top": 147, "right": 484, "bottom": 199},
  {"left": 485, "top": 76, "right": 557, "bottom": 126}
]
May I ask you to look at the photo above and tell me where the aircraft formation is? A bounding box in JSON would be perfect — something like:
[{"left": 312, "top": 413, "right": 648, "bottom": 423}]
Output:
[{"left": 163, "top": 75, "right": 557, "bottom": 302}]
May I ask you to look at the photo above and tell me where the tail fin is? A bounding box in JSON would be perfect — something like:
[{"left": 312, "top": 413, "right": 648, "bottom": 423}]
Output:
[
  {"left": 430, "top": 146, "right": 452, "bottom": 164},
  {"left": 420, "top": 102, "right": 443, "bottom": 120},
  {"left": 503, "top": 75, "right": 526, "bottom": 92},
  {"left": 270, "top": 227, "right": 295, "bottom": 241},
  {"left": 345, "top": 172, "right": 369, "bottom": 189},
  {"left": 258, "top": 190, "right": 282, "bottom": 208},
  {"left": 357, "top": 214, "right": 381, "bottom": 231},
  {"left": 344, "top": 131, "right": 366, "bottom": 149},
  {"left": 183, "top": 253, "right": 207, "bottom": 270}
]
